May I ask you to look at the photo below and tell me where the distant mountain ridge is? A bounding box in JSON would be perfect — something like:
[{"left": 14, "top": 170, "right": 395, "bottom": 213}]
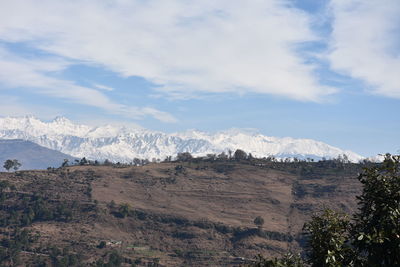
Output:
[
  {"left": 0, "top": 116, "right": 364, "bottom": 162},
  {"left": 0, "top": 139, "right": 76, "bottom": 170}
]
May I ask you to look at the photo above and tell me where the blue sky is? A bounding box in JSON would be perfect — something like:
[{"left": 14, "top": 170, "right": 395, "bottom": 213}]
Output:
[{"left": 0, "top": 0, "right": 399, "bottom": 157}]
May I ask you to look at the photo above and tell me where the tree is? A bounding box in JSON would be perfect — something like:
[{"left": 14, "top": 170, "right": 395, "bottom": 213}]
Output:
[
  {"left": 303, "top": 209, "right": 353, "bottom": 267},
  {"left": 108, "top": 250, "right": 123, "bottom": 266},
  {"left": 217, "top": 152, "right": 228, "bottom": 160},
  {"left": 177, "top": 152, "right": 193, "bottom": 162},
  {"left": 118, "top": 203, "right": 130, "bottom": 218},
  {"left": 234, "top": 149, "right": 247, "bottom": 160},
  {"left": 79, "top": 157, "right": 88, "bottom": 165},
  {"left": 3, "top": 159, "right": 21, "bottom": 172},
  {"left": 61, "top": 159, "right": 69, "bottom": 168},
  {"left": 133, "top": 158, "right": 141, "bottom": 166},
  {"left": 97, "top": 241, "right": 106, "bottom": 249},
  {"left": 254, "top": 216, "right": 265, "bottom": 230},
  {"left": 351, "top": 154, "right": 400, "bottom": 266},
  {"left": 12, "top": 160, "right": 21, "bottom": 171},
  {"left": 0, "top": 180, "right": 11, "bottom": 203},
  {"left": 3, "top": 160, "right": 13, "bottom": 171}
]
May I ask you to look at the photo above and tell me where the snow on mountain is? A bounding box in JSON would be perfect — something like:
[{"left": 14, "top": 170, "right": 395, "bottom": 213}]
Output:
[
  {"left": 0, "top": 116, "right": 364, "bottom": 162},
  {"left": 365, "top": 154, "right": 385, "bottom": 163}
]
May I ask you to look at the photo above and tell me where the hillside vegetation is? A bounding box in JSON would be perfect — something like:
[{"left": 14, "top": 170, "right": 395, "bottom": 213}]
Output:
[{"left": 0, "top": 158, "right": 364, "bottom": 266}]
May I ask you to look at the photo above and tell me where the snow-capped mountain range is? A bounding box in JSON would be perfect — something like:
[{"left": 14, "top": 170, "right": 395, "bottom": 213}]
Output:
[{"left": 0, "top": 116, "right": 364, "bottom": 162}]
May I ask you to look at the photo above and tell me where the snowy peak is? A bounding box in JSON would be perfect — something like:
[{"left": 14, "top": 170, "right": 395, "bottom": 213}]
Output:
[
  {"left": 0, "top": 115, "right": 90, "bottom": 137},
  {"left": 87, "top": 125, "right": 125, "bottom": 138},
  {"left": 51, "top": 116, "right": 72, "bottom": 124},
  {"left": 0, "top": 116, "right": 364, "bottom": 162},
  {"left": 48, "top": 117, "right": 92, "bottom": 137}
]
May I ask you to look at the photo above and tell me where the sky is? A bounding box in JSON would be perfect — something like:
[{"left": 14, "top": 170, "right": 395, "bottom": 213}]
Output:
[{"left": 0, "top": 0, "right": 399, "bottom": 157}]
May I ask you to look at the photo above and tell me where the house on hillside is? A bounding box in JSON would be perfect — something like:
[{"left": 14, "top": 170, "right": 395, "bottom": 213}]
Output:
[{"left": 106, "top": 240, "right": 122, "bottom": 247}]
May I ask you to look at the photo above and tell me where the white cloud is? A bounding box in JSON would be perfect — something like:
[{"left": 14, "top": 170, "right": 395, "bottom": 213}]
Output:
[
  {"left": 0, "top": 47, "right": 177, "bottom": 123},
  {"left": 327, "top": 0, "right": 400, "bottom": 98},
  {"left": 93, "top": 83, "right": 114, "bottom": 91},
  {"left": 0, "top": 0, "right": 335, "bottom": 102}
]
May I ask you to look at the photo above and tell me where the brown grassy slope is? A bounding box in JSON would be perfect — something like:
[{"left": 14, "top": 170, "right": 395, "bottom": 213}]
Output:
[{"left": 0, "top": 161, "right": 362, "bottom": 266}]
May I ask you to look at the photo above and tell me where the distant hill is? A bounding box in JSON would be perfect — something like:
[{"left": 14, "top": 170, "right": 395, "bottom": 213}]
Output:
[
  {"left": 0, "top": 139, "right": 76, "bottom": 170},
  {"left": 0, "top": 159, "right": 363, "bottom": 265},
  {"left": 0, "top": 116, "right": 364, "bottom": 162}
]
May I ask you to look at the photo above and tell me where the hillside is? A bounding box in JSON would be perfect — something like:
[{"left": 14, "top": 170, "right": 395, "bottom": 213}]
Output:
[
  {"left": 0, "top": 116, "right": 363, "bottom": 162},
  {"left": 0, "top": 159, "right": 363, "bottom": 266},
  {"left": 0, "top": 139, "right": 76, "bottom": 171}
]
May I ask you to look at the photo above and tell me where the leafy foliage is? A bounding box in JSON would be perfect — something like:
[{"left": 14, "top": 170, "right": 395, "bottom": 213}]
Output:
[
  {"left": 177, "top": 152, "right": 193, "bottom": 162},
  {"left": 0, "top": 193, "right": 76, "bottom": 227},
  {"left": 234, "top": 149, "right": 248, "bottom": 160},
  {"left": 254, "top": 216, "right": 265, "bottom": 228},
  {"left": 352, "top": 154, "right": 400, "bottom": 266},
  {"left": 96, "top": 250, "right": 124, "bottom": 267},
  {"left": 118, "top": 203, "right": 130, "bottom": 218},
  {"left": 303, "top": 209, "right": 353, "bottom": 267},
  {"left": 49, "top": 246, "right": 82, "bottom": 267},
  {"left": 3, "top": 159, "right": 21, "bottom": 172},
  {"left": 0, "top": 228, "right": 35, "bottom": 266}
]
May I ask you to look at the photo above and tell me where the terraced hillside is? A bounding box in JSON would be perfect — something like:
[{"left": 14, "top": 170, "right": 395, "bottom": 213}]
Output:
[{"left": 0, "top": 159, "right": 363, "bottom": 266}]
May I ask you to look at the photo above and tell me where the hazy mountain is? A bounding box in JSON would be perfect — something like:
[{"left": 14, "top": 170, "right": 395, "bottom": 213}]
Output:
[
  {"left": 0, "top": 116, "right": 364, "bottom": 162},
  {"left": 0, "top": 139, "right": 76, "bottom": 170}
]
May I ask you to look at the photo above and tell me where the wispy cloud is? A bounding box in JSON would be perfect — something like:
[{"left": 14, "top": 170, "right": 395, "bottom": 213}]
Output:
[
  {"left": 0, "top": 47, "right": 177, "bottom": 123},
  {"left": 0, "top": 0, "right": 398, "bottom": 109},
  {"left": 0, "top": 0, "right": 335, "bottom": 102},
  {"left": 93, "top": 83, "right": 114, "bottom": 91},
  {"left": 327, "top": 0, "right": 400, "bottom": 98}
]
